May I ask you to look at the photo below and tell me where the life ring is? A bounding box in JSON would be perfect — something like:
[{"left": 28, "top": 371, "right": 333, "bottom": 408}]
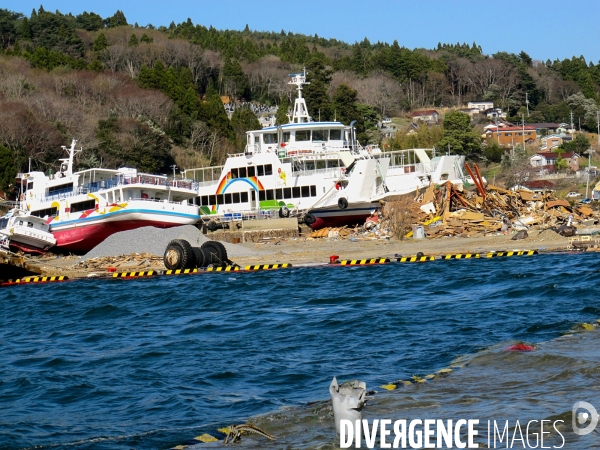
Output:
[
  {"left": 335, "top": 182, "right": 341, "bottom": 190},
  {"left": 279, "top": 206, "right": 290, "bottom": 218},
  {"left": 278, "top": 167, "right": 281, "bottom": 173},
  {"left": 338, "top": 197, "right": 348, "bottom": 209}
]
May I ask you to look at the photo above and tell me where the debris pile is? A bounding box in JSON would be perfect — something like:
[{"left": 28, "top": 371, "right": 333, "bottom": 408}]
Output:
[
  {"left": 76, "top": 253, "right": 164, "bottom": 270},
  {"left": 309, "top": 163, "right": 599, "bottom": 241}
]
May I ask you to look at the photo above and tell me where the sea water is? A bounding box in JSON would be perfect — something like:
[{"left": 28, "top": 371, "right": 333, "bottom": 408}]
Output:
[{"left": 1, "top": 252, "right": 600, "bottom": 449}]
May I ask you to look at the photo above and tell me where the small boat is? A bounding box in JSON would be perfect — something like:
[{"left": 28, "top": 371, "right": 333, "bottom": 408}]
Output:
[
  {"left": 0, "top": 208, "right": 57, "bottom": 254},
  {"left": 16, "top": 140, "right": 201, "bottom": 253}
]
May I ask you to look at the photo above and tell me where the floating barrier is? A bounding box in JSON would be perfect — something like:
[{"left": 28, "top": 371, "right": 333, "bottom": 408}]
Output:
[
  {"left": 164, "top": 268, "right": 199, "bottom": 275},
  {"left": 206, "top": 265, "right": 241, "bottom": 272},
  {"left": 397, "top": 255, "right": 435, "bottom": 263},
  {"left": 112, "top": 270, "right": 156, "bottom": 279},
  {"left": 1, "top": 275, "right": 68, "bottom": 286},
  {"left": 244, "top": 263, "right": 291, "bottom": 271},
  {"left": 339, "top": 258, "right": 390, "bottom": 266}
]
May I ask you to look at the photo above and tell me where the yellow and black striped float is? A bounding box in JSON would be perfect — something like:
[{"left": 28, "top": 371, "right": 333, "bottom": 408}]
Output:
[
  {"left": 206, "top": 265, "right": 241, "bottom": 272},
  {"left": 396, "top": 255, "right": 435, "bottom": 263},
  {"left": 442, "top": 253, "right": 480, "bottom": 259},
  {"left": 339, "top": 258, "right": 390, "bottom": 266},
  {"left": 483, "top": 250, "right": 538, "bottom": 258},
  {"left": 243, "top": 263, "right": 291, "bottom": 271},
  {"left": 1, "top": 275, "right": 68, "bottom": 286},
  {"left": 164, "top": 268, "right": 199, "bottom": 275},
  {"left": 112, "top": 270, "right": 156, "bottom": 279}
]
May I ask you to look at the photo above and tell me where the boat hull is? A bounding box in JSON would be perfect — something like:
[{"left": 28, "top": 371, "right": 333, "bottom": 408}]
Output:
[
  {"left": 307, "top": 201, "right": 380, "bottom": 230},
  {"left": 49, "top": 209, "right": 199, "bottom": 253}
]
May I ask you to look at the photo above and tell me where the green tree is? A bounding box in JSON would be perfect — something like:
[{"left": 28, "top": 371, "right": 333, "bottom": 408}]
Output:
[
  {"left": 140, "top": 33, "right": 153, "bottom": 44},
  {"left": 0, "top": 144, "right": 17, "bottom": 193},
  {"left": 128, "top": 33, "right": 138, "bottom": 47},
  {"left": 230, "top": 107, "right": 260, "bottom": 151},
  {"left": 105, "top": 10, "right": 127, "bottom": 28},
  {"left": 75, "top": 11, "right": 104, "bottom": 31},
  {"left": 275, "top": 95, "right": 289, "bottom": 125},
  {"left": 93, "top": 32, "right": 108, "bottom": 51},
  {"left": 560, "top": 133, "right": 590, "bottom": 154},
  {"left": 437, "top": 111, "right": 482, "bottom": 158}
]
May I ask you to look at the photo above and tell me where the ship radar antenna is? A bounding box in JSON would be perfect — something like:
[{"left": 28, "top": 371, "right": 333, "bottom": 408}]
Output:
[{"left": 289, "top": 68, "right": 311, "bottom": 123}]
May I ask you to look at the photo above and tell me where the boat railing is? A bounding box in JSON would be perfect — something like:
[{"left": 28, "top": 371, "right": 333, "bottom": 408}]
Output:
[
  {"left": 34, "top": 177, "right": 199, "bottom": 203},
  {"left": 289, "top": 167, "right": 343, "bottom": 178}
]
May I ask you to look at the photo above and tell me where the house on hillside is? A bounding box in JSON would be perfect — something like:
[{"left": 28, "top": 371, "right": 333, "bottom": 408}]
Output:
[
  {"left": 522, "top": 180, "right": 555, "bottom": 193},
  {"left": 484, "top": 108, "right": 506, "bottom": 119},
  {"left": 485, "top": 126, "right": 537, "bottom": 147},
  {"left": 539, "top": 134, "right": 572, "bottom": 151},
  {"left": 412, "top": 109, "right": 439, "bottom": 123},
  {"left": 530, "top": 151, "right": 579, "bottom": 172},
  {"left": 467, "top": 101, "right": 494, "bottom": 112}
]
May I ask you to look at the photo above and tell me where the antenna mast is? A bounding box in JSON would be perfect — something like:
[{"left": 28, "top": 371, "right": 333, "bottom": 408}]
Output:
[{"left": 289, "top": 68, "right": 311, "bottom": 123}]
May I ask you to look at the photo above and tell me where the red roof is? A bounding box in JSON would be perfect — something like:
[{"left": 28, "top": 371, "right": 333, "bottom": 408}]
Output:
[
  {"left": 523, "top": 180, "right": 554, "bottom": 189},
  {"left": 412, "top": 110, "right": 438, "bottom": 117},
  {"left": 536, "top": 152, "right": 575, "bottom": 159}
]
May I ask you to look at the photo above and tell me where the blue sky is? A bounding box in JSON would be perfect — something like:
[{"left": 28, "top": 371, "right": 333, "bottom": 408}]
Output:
[{"left": 4, "top": 0, "right": 600, "bottom": 63}]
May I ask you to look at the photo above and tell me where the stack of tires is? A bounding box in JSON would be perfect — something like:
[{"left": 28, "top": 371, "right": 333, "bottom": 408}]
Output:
[{"left": 163, "top": 239, "right": 229, "bottom": 270}]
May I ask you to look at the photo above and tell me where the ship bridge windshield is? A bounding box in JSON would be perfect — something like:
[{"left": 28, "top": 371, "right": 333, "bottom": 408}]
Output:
[{"left": 263, "top": 133, "right": 278, "bottom": 144}]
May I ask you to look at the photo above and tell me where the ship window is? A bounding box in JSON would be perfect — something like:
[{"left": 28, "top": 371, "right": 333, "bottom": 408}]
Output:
[
  {"left": 233, "top": 192, "right": 240, "bottom": 203},
  {"left": 295, "top": 130, "right": 310, "bottom": 141},
  {"left": 257, "top": 165, "right": 264, "bottom": 176},
  {"left": 231, "top": 168, "right": 239, "bottom": 179},
  {"left": 283, "top": 132, "right": 291, "bottom": 142},
  {"left": 312, "top": 130, "right": 326, "bottom": 142},
  {"left": 317, "top": 160, "right": 326, "bottom": 169},
  {"left": 27, "top": 182, "right": 34, "bottom": 190},
  {"left": 328, "top": 159, "right": 340, "bottom": 168},
  {"left": 0, "top": 218, "right": 8, "bottom": 228},
  {"left": 27, "top": 222, "right": 33, "bottom": 228},
  {"left": 264, "top": 164, "right": 273, "bottom": 176},
  {"left": 310, "top": 185, "right": 317, "bottom": 196},
  {"left": 301, "top": 186, "right": 310, "bottom": 197},
  {"left": 48, "top": 182, "right": 74, "bottom": 196},
  {"left": 201, "top": 195, "right": 209, "bottom": 206},
  {"left": 31, "top": 207, "right": 58, "bottom": 218},
  {"left": 209, "top": 195, "right": 216, "bottom": 205},
  {"left": 292, "top": 187, "right": 301, "bottom": 198},
  {"left": 251, "top": 191, "right": 256, "bottom": 201},
  {"left": 216, "top": 194, "right": 224, "bottom": 204},
  {"left": 241, "top": 192, "right": 248, "bottom": 202},
  {"left": 263, "top": 133, "right": 278, "bottom": 144},
  {"left": 330, "top": 129, "right": 342, "bottom": 140},
  {"left": 283, "top": 187, "right": 291, "bottom": 198},
  {"left": 258, "top": 190, "right": 266, "bottom": 201},
  {"left": 71, "top": 199, "right": 96, "bottom": 213},
  {"left": 247, "top": 166, "right": 256, "bottom": 177},
  {"left": 239, "top": 167, "right": 247, "bottom": 178},
  {"left": 266, "top": 190, "right": 274, "bottom": 201},
  {"left": 275, "top": 188, "right": 283, "bottom": 200},
  {"left": 224, "top": 193, "right": 232, "bottom": 204},
  {"left": 305, "top": 161, "right": 315, "bottom": 171}
]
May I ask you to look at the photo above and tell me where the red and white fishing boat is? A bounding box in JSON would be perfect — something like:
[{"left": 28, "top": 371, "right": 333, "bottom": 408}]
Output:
[
  {"left": 16, "top": 140, "right": 201, "bottom": 253},
  {"left": 0, "top": 208, "right": 56, "bottom": 254}
]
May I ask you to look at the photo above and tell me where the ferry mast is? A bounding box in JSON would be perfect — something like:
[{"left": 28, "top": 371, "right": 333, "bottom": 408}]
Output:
[{"left": 289, "top": 69, "right": 311, "bottom": 123}]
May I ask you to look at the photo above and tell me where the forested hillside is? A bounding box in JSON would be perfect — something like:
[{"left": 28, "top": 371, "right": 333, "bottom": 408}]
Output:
[{"left": 0, "top": 6, "right": 599, "bottom": 194}]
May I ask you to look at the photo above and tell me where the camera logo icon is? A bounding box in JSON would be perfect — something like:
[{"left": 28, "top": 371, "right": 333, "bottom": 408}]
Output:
[{"left": 572, "top": 401, "right": 598, "bottom": 436}]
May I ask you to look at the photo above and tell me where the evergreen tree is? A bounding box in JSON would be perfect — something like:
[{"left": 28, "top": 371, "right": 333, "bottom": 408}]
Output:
[
  {"left": 128, "top": 33, "right": 138, "bottom": 47},
  {"left": 230, "top": 107, "right": 260, "bottom": 151},
  {"left": 93, "top": 32, "right": 108, "bottom": 51},
  {"left": 436, "top": 111, "right": 482, "bottom": 158},
  {"left": 275, "top": 96, "right": 290, "bottom": 125}
]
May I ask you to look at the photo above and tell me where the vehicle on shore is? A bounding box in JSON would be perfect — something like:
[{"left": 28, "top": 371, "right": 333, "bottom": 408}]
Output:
[{"left": 16, "top": 140, "right": 200, "bottom": 253}]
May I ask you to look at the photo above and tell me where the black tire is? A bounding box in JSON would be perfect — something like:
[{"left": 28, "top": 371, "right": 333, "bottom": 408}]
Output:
[
  {"left": 192, "top": 247, "right": 205, "bottom": 268},
  {"left": 164, "top": 239, "right": 194, "bottom": 270},
  {"left": 338, "top": 197, "right": 348, "bottom": 209},
  {"left": 201, "top": 240, "right": 228, "bottom": 265},
  {"left": 279, "top": 206, "right": 290, "bottom": 218},
  {"left": 304, "top": 213, "right": 316, "bottom": 225},
  {"left": 207, "top": 220, "right": 218, "bottom": 231}
]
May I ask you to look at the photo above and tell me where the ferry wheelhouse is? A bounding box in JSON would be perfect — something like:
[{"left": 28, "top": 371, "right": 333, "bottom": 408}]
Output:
[{"left": 17, "top": 140, "right": 200, "bottom": 253}]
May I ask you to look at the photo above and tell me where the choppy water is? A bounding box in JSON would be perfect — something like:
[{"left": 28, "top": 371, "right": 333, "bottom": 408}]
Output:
[{"left": 2, "top": 252, "right": 600, "bottom": 449}]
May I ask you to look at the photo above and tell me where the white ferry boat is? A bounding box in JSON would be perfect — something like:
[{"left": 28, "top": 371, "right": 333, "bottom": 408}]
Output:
[
  {"left": 0, "top": 208, "right": 56, "bottom": 254},
  {"left": 16, "top": 140, "right": 201, "bottom": 253},
  {"left": 184, "top": 69, "right": 470, "bottom": 230},
  {"left": 184, "top": 69, "right": 388, "bottom": 229}
]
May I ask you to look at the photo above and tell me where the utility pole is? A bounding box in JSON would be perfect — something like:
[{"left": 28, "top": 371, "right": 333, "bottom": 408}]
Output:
[
  {"left": 522, "top": 114, "right": 526, "bottom": 150},
  {"left": 570, "top": 111, "right": 575, "bottom": 135},
  {"left": 586, "top": 148, "right": 595, "bottom": 199},
  {"left": 171, "top": 164, "right": 178, "bottom": 179},
  {"left": 597, "top": 110, "right": 599, "bottom": 148},
  {"left": 525, "top": 92, "right": 530, "bottom": 116}
]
